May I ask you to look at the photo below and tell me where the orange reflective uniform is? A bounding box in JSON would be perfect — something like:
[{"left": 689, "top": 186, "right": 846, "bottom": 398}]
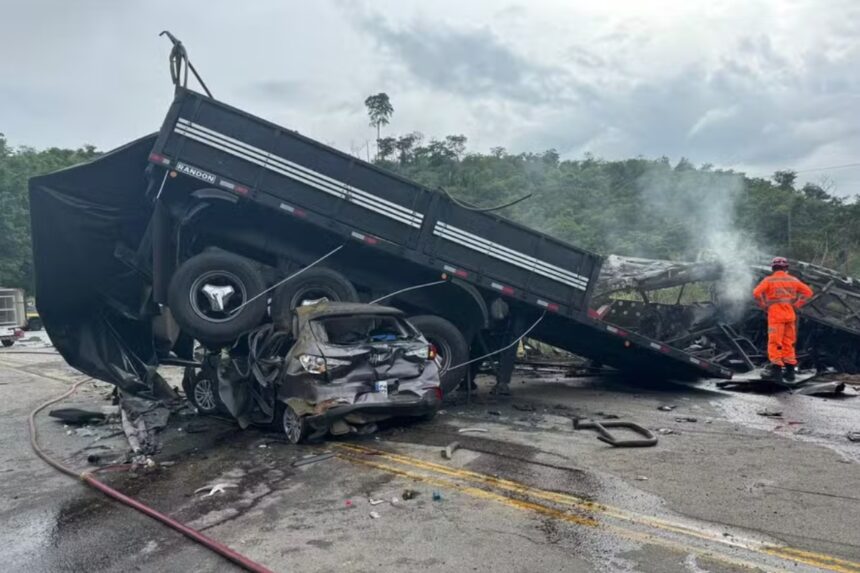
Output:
[{"left": 752, "top": 270, "right": 813, "bottom": 366}]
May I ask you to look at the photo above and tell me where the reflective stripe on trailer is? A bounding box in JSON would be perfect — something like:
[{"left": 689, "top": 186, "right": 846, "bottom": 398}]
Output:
[{"left": 174, "top": 119, "right": 425, "bottom": 228}]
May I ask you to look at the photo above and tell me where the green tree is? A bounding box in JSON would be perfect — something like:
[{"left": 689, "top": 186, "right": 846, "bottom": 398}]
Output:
[
  {"left": 364, "top": 92, "right": 394, "bottom": 144},
  {"left": 0, "top": 134, "right": 100, "bottom": 291}
]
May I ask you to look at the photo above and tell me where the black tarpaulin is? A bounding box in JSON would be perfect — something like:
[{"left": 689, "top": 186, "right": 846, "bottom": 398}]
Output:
[{"left": 29, "top": 135, "right": 161, "bottom": 396}]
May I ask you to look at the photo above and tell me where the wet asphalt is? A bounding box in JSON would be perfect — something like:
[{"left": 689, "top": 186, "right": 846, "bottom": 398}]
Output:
[{"left": 2, "top": 337, "right": 860, "bottom": 573}]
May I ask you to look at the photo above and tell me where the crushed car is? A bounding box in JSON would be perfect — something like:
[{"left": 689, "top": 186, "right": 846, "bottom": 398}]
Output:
[{"left": 183, "top": 302, "right": 442, "bottom": 443}]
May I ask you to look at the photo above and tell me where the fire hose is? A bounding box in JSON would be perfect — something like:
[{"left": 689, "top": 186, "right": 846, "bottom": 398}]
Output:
[{"left": 27, "top": 378, "right": 275, "bottom": 573}]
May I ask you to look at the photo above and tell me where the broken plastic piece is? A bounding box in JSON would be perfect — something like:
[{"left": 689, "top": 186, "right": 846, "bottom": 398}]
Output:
[
  {"left": 756, "top": 409, "right": 783, "bottom": 418},
  {"left": 194, "top": 483, "right": 238, "bottom": 497},
  {"left": 369, "top": 511, "right": 381, "bottom": 519},
  {"left": 573, "top": 418, "right": 658, "bottom": 448},
  {"left": 49, "top": 408, "right": 106, "bottom": 424},
  {"left": 442, "top": 441, "right": 460, "bottom": 460},
  {"left": 458, "top": 427, "right": 488, "bottom": 433}
]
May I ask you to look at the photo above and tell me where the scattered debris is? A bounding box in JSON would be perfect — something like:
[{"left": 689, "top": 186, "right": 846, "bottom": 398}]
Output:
[
  {"left": 442, "top": 441, "right": 461, "bottom": 460},
  {"left": 675, "top": 416, "right": 698, "bottom": 423},
  {"left": 402, "top": 489, "right": 420, "bottom": 500},
  {"left": 391, "top": 498, "right": 399, "bottom": 505},
  {"left": 86, "top": 450, "right": 125, "bottom": 465},
  {"left": 345, "top": 500, "right": 353, "bottom": 507},
  {"left": 596, "top": 412, "right": 620, "bottom": 419},
  {"left": 636, "top": 476, "right": 649, "bottom": 481},
  {"left": 757, "top": 409, "right": 784, "bottom": 418},
  {"left": 458, "top": 427, "right": 489, "bottom": 434},
  {"left": 656, "top": 428, "right": 676, "bottom": 435},
  {"left": 369, "top": 511, "right": 381, "bottom": 519},
  {"left": 574, "top": 418, "right": 658, "bottom": 448},
  {"left": 292, "top": 452, "right": 336, "bottom": 467},
  {"left": 194, "top": 483, "right": 238, "bottom": 497},
  {"left": 49, "top": 408, "right": 106, "bottom": 424},
  {"left": 182, "top": 422, "right": 209, "bottom": 434},
  {"left": 487, "top": 410, "right": 501, "bottom": 416},
  {"left": 369, "top": 498, "right": 385, "bottom": 506},
  {"left": 512, "top": 403, "right": 536, "bottom": 412},
  {"left": 848, "top": 432, "right": 860, "bottom": 443},
  {"left": 658, "top": 405, "right": 676, "bottom": 412},
  {"left": 432, "top": 491, "right": 443, "bottom": 501}
]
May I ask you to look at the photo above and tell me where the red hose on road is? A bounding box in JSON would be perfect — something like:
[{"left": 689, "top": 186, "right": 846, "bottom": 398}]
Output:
[{"left": 27, "top": 377, "right": 275, "bottom": 573}]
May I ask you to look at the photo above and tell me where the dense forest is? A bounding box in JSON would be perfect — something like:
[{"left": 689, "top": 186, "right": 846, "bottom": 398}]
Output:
[{"left": 1, "top": 126, "right": 858, "bottom": 293}]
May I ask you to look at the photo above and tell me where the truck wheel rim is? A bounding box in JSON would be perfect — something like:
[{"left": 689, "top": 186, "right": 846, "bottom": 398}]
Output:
[
  {"left": 283, "top": 407, "right": 303, "bottom": 443},
  {"left": 190, "top": 270, "right": 248, "bottom": 323},
  {"left": 193, "top": 379, "right": 217, "bottom": 411}
]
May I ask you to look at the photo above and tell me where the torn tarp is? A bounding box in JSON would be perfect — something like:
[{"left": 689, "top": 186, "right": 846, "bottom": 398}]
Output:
[{"left": 28, "top": 134, "right": 160, "bottom": 396}]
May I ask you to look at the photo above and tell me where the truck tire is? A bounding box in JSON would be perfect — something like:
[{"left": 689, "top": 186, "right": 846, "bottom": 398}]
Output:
[
  {"left": 168, "top": 251, "right": 267, "bottom": 346},
  {"left": 409, "top": 315, "right": 468, "bottom": 395},
  {"left": 1, "top": 339, "right": 13, "bottom": 348},
  {"left": 271, "top": 267, "right": 358, "bottom": 327}
]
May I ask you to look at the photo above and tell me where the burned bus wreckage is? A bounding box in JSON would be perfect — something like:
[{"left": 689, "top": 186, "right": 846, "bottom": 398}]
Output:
[
  {"left": 593, "top": 255, "right": 860, "bottom": 376},
  {"left": 26, "top": 44, "right": 859, "bottom": 450}
]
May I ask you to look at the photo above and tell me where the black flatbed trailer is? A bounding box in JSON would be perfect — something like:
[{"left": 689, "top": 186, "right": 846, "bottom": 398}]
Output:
[{"left": 141, "top": 88, "right": 731, "bottom": 382}]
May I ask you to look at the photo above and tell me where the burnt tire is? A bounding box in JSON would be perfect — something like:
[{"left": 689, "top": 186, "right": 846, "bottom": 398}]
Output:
[
  {"left": 271, "top": 267, "right": 358, "bottom": 328},
  {"left": 168, "top": 252, "right": 267, "bottom": 346},
  {"left": 408, "top": 315, "right": 468, "bottom": 395}
]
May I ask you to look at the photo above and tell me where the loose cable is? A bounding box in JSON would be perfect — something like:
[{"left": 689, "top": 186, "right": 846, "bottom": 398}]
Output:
[
  {"left": 230, "top": 244, "right": 344, "bottom": 315},
  {"left": 369, "top": 279, "right": 448, "bottom": 305},
  {"left": 442, "top": 311, "right": 546, "bottom": 374}
]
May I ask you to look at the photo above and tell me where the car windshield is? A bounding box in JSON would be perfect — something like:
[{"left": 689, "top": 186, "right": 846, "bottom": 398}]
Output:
[{"left": 310, "top": 315, "right": 415, "bottom": 345}]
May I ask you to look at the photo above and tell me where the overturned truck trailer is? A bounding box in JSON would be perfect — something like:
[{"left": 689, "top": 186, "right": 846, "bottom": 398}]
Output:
[
  {"left": 29, "top": 86, "right": 733, "bottom": 400},
  {"left": 594, "top": 256, "right": 860, "bottom": 374}
]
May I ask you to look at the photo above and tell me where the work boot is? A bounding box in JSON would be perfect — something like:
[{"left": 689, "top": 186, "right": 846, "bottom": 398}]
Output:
[
  {"left": 783, "top": 364, "right": 796, "bottom": 382},
  {"left": 761, "top": 363, "right": 783, "bottom": 382}
]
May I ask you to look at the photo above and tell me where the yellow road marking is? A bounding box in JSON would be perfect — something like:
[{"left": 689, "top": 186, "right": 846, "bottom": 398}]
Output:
[
  {"left": 336, "top": 443, "right": 860, "bottom": 573},
  {"left": 340, "top": 452, "right": 781, "bottom": 572}
]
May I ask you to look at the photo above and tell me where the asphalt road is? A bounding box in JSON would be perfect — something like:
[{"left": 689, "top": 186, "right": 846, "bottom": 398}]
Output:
[{"left": 2, "top": 338, "right": 860, "bottom": 573}]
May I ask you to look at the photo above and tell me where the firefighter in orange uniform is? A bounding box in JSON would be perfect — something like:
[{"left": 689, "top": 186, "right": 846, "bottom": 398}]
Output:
[{"left": 752, "top": 257, "right": 813, "bottom": 382}]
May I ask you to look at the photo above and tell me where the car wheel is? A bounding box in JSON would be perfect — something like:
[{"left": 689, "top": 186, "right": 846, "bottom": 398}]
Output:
[
  {"left": 408, "top": 315, "right": 468, "bottom": 395},
  {"left": 168, "top": 251, "right": 267, "bottom": 346},
  {"left": 271, "top": 267, "right": 358, "bottom": 329},
  {"left": 282, "top": 403, "right": 307, "bottom": 444},
  {"left": 1, "top": 339, "right": 13, "bottom": 348},
  {"left": 183, "top": 367, "right": 224, "bottom": 414}
]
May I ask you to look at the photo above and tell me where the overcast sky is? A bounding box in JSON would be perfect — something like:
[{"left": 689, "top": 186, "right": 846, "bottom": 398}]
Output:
[{"left": 2, "top": 0, "right": 859, "bottom": 194}]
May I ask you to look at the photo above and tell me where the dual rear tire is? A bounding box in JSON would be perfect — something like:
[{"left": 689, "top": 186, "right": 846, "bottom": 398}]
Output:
[{"left": 168, "top": 252, "right": 358, "bottom": 346}]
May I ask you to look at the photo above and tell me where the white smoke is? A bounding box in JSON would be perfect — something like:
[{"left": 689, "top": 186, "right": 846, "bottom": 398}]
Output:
[{"left": 637, "top": 165, "right": 764, "bottom": 316}]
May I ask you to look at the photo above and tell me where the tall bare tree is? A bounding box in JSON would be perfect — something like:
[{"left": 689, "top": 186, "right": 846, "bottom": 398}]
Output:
[{"left": 364, "top": 93, "right": 394, "bottom": 144}]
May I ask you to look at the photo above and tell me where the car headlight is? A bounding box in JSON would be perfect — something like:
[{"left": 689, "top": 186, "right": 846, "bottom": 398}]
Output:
[
  {"left": 299, "top": 354, "right": 327, "bottom": 374},
  {"left": 298, "top": 354, "right": 350, "bottom": 374}
]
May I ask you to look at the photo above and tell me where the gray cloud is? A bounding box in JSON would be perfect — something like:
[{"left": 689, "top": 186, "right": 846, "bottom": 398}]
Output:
[
  {"left": 1, "top": 0, "right": 858, "bottom": 195},
  {"left": 355, "top": 11, "right": 579, "bottom": 104}
]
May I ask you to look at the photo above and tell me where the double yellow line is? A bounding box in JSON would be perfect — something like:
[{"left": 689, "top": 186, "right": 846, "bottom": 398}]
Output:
[{"left": 335, "top": 443, "right": 860, "bottom": 573}]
